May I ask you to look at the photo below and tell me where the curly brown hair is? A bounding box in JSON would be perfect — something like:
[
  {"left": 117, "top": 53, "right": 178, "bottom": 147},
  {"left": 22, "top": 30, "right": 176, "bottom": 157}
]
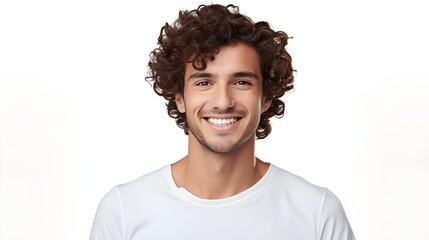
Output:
[{"left": 146, "top": 4, "right": 294, "bottom": 139}]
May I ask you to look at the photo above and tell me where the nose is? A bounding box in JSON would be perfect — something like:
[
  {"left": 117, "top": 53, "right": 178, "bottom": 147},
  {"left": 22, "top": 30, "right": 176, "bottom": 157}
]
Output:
[{"left": 211, "top": 84, "right": 235, "bottom": 110}]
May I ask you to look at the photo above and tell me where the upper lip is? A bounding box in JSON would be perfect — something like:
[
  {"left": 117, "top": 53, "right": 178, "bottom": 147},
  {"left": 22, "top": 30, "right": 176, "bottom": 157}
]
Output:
[{"left": 204, "top": 115, "right": 242, "bottom": 119}]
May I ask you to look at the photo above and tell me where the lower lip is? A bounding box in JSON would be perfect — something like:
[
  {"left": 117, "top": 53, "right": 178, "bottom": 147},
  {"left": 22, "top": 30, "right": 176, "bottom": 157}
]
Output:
[{"left": 205, "top": 119, "right": 240, "bottom": 133}]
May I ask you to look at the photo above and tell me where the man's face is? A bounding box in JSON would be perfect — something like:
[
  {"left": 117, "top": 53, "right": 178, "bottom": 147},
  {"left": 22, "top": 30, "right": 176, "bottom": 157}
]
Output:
[{"left": 176, "top": 42, "right": 271, "bottom": 154}]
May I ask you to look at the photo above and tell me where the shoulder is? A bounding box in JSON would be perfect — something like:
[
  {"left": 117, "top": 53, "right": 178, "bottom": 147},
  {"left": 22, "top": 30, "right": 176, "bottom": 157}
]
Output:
[
  {"left": 317, "top": 189, "right": 355, "bottom": 239},
  {"left": 118, "top": 165, "right": 169, "bottom": 192},
  {"left": 108, "top": 165, "right": 172, "bottom": 208},
  {"left": 271, "top": 165, "right": 327, "bottom": 199},
  {"left": 90, "top": 165, "right": 171, "bottom": 239},
  {"left": 95, "top": 165, "right": 168, "bottom": 208},
  {"left": 271, "top": 164, "right": 349, "bottom": 213},
  {"left": 270, "top": 165, "right": 355, "bottom": 239},
  {"left": 267, "top": 165, "right": 328, "bottom": 217},
  {"left": 95, "top": 165, "right": 170, "bottom": 215}
]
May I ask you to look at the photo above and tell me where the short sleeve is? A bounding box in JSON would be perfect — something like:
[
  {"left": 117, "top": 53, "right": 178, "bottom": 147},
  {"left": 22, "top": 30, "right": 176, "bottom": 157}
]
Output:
[
  {"left": 89, "top": 187, "right": 125, "bottom": 240},
  {"left": 317, "top": 189, "right": 356, "bottom": 240}
]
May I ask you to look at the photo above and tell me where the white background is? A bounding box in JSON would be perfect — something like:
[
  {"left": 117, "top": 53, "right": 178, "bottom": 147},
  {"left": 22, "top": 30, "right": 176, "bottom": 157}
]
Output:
[{"left": 1, "top": 0, "right": 428, "bottom": 239}]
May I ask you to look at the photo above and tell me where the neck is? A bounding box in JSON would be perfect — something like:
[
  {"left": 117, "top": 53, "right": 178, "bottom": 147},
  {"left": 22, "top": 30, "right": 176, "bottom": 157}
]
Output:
[{"left": 171, "top": 133, "right": 269, "bottom": 199}]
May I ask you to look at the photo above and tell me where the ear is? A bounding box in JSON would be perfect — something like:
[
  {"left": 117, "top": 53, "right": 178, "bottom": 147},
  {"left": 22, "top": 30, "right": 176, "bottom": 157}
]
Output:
[
  {"left": 175, "top": 93, "right": 186, "bottom": 113},
  {"left": 261, "top": 96, "right": 272, "bottom": 113}
]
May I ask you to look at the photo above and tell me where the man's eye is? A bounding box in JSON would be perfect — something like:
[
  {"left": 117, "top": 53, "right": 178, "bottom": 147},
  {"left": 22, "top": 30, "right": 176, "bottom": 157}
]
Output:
[
  {"left": 236, "top": 80, "right": 251, "bottom": 85},
  {"left": 196, "top": 81, "right": 210, "bottom": 86}
]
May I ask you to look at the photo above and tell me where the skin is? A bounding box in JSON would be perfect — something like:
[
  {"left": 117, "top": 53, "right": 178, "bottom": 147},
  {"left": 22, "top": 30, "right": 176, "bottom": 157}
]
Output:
[{"left": 172, "top": 42, "right": 272, "bottom": 199}]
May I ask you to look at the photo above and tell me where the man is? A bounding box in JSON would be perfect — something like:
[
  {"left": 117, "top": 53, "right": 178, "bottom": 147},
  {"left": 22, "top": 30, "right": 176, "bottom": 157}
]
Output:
[{"left": 90, "top": 4, "right": 355, "bottom": 239}]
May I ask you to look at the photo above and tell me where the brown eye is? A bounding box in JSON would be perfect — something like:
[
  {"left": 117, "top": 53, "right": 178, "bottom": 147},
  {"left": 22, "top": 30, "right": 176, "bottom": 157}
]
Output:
[
  {"left": 236, "top": 80, "right": 251, "bottom": 85},
  {"left": 196, "top": 81, "right": 211, "bottom": 86}
]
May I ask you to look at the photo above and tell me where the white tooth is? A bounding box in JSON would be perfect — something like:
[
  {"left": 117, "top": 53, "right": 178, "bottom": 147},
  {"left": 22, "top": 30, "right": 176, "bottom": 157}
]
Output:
[{"left": 208, "top": 118, "right": 238, "bottom": 125}]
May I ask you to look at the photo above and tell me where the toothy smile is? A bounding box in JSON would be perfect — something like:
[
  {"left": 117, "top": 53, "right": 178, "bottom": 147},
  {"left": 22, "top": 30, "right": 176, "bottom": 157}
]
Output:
[{"left": 207, "top": 118, "right": 238, "bottom": 126}]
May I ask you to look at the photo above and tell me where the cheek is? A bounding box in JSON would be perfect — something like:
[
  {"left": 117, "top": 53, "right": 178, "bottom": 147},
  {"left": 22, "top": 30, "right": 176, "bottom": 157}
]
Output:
[{"left": 244, "top": 92, "right": 264, "bottom": 109}]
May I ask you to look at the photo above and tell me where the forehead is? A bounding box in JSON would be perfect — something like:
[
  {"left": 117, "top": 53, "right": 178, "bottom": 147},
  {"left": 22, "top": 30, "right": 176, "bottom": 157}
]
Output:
[{"left": 185, "top": 42, "right": 262, "bottom": 79}]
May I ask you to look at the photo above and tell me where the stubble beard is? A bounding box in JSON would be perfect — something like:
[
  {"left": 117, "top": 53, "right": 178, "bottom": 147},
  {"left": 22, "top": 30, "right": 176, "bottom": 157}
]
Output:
[{"left": 186, "top": 114, "right": 260, "bottom": 154}]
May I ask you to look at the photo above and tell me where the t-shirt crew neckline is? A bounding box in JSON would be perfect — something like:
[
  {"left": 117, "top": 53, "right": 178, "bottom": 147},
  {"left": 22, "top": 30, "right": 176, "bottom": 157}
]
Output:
[{"left": 163, "top": 163, "right": 277, "bottom": 206}]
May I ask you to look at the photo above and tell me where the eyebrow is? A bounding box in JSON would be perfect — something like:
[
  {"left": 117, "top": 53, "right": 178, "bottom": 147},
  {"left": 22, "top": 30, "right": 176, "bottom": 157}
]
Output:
[
  {"left": 188, "top": 71, "right": 259, "bottom": 81},
  {"left": 188, "top": 72, "right": 213, "bottom": 81},
  {"left": 232, "top": 71, "right": 259, "bottom": 79}
]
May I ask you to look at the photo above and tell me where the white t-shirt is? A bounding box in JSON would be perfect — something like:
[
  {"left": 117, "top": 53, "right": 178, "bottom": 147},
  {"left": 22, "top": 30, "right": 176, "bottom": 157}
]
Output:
[{"left": 90, "top": 164, "right": 355, "bottom": 240}]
